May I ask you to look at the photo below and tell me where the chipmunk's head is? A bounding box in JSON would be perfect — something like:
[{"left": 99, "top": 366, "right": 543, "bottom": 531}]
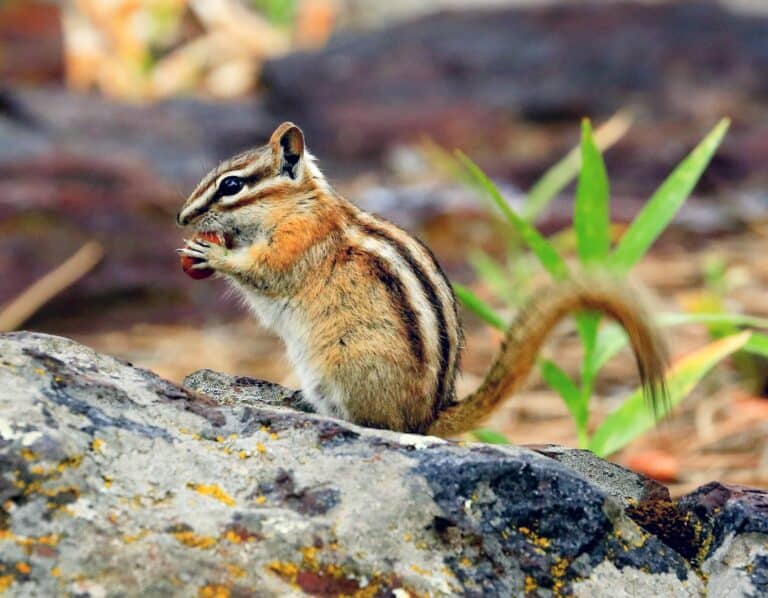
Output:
[{"left": 176, "top": 122, "right": 324, "bottom": 238}]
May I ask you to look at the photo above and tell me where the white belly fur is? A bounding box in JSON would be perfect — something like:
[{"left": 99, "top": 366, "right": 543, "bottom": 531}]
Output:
[{"left": 230, "top": 281, "right": 349, "bottom": 419}]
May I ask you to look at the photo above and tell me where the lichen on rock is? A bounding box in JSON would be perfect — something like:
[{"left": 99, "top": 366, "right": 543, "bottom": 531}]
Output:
[{"left": 0, "top": 332, "right": 765, "bottom": 596}]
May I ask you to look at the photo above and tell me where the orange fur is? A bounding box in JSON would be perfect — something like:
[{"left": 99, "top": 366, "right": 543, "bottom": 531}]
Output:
[{"left": 177, "top": 122, "right": 668, "bottom": 437}]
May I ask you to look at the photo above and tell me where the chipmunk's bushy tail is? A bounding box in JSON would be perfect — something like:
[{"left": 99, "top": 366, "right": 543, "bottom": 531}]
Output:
[{"left": 427, "top": 278, "right": 668, "bottom": 437}]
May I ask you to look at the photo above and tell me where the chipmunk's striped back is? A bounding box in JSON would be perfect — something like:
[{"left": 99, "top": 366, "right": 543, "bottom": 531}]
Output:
[
  {"left": 177, "top": 122, "right": 667, "bottom": 435},
  {"left": 338, "top": 204, "right": 463, "bottom": 426}
]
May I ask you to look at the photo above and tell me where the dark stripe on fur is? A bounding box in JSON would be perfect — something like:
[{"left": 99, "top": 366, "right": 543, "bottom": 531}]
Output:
[
  {"left": 361, "top": 251, "right": 425, "bottom": 367},
  {"left": 357, "top": 222, "right": 453, "bottom": 414},
  {"left": 413, "top": 236, "right": 463, "bottom": 371},
  {"left": 182, "top": 168, "right": 272, "bottom": 223},
  {"left": 220, "top": 180, "right": 314, "bottom": 212}
]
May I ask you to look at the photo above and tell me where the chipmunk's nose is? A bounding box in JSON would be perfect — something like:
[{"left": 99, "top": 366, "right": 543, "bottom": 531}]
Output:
[{"left": 177, "top": 202, "right": 206, "bottom": 227}]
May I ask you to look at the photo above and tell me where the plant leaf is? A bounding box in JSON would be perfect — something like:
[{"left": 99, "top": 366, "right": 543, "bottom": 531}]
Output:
[
  {"left": 472, "top": 428, "right": 510, "bottom": 444},
  {"left": 588, "top": 331, "right": 751, "bottom": 457},
  {"left": 744, "top": 332, "right": 768, "bottom": 358},
  {"left": 524, "top": 109, "right": 633, "bottom": 221},
  {"left": 660, "top": 312, "right": 768, "bottom": 329},
  {"left": 576, "top": 312, "right": 601, "bottom": 376},
  {"left": 468, "top": 250, "right": 521, "bottom": 306},
  {"left": 540, "top": 359, "right": 585, "bottom": 428},
  {"left": 610, "top": 119, "right": 730, "bottom": 272},
  {"left": 574, "top": 119, "right": 610, "bottom": 264},
  {"left": 453, "top": 283, "right": 506, "bottom": 331},
  {"left": 590, "top": 311, "right": 768, "bottom": 373},
  {"left": 456, "top": 151, "right": 569, "bottom": 280}
]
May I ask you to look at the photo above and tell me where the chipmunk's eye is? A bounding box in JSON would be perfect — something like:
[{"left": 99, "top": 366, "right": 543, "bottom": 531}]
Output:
[{"left": 218, "top": 175, "right": 244, "bottom": 197}]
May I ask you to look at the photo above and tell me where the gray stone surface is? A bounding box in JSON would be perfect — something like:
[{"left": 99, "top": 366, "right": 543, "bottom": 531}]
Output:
[
  {"left": 0, "top": 332, "right": 764, "bottom": 596},
  {"left": 526, "top": 444, "right": 671, "bottom": 508}
]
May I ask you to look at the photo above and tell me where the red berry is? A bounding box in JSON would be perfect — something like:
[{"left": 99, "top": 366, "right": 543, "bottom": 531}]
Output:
[{"left": 180, "top": 231, "right": 225, "bottom": 280}]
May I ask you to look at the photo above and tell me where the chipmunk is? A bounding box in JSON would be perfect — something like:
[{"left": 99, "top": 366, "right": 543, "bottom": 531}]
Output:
[{"left": 177, "top": 122, "right": 667, "bottom": 436}]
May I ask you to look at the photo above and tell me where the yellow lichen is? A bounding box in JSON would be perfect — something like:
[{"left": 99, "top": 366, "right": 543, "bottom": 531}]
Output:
[
  {"left": 37, "top": 534, "right": 59, "bottom": 546},
  {"left": 238, "top": 451, "right": 248, "bottom": 460},
  {"left": 179, "top": 428, "right": 202, "bottom": 440},
  {"left": 174, "top": 531, "right": 217, "bottom": 549},
  {"left": 20, "top": 448, "right": 37, "bottom": 461},
  {"left": 267, "top": 560, "right": 299, "bottom": 583},
  {"left": 51, "top": 566, "right": 61, "bottom": 578},
  {"left": 103, "top": 476, "right": 113, "bottom": 488},
  {"left": 551, "top": 558, "right": 568, "bottom": 578},
  {"left": 324, "top": 563, "right": 343, "bottom": 577},
  {"left": 0, "top": 575, "right": 14, "bottom": 591},
  {"left": 14, "top": 533, "right": 60, "bottom": 554},
  {"left": 518, "top": 526, "right": 551, "bottom": 550},
  {"left": 91, "top": 439, "right": 104, "bottom": 453},
  {"left": 524, "top": 575, "right": 537, "bottom": 593},
  {"left": 550, "top": 556, "right": 569, "bottom": 597},
  {"left": 254, "top": 495, "right": 267, "bottom": 505},
  {"left": 39, "top": 485, "right": 80, "bottom": 500},
  {"left": 410, "top": 564, "right": 429, "bottom": 576},
  {"left": 459, "top": 557, "right": 472, "bottom": 568},
  {"left": 15, "top": 562, "right": 30, "bottom": 574},
  {"left": 56, "top": 455, "right": 83, "bottom": 473},
  {"left": 255, "top": 443, "right": 266, "bottom": 454},
  {"left": 188, "top": 483, "right": 236, "bottom": 507},
  {"left": 226, "top": 564, "right": 245, "bottom": 578},
  {"left": 300, "top": 546, "right": 319, "bottom": 568},
  {"left": 223, "top": 530, "right": 243, "bottom": 544},
  {"left": 198, "top": 584, "right": 230, "bottom": 598},
  {"left": 122, "top": 531, "right": 149, "bottom": 544}
]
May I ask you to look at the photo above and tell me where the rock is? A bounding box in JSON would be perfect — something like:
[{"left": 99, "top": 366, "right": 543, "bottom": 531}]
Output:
[
  {"left": 183, "top": 368, "right": 312, "bottom": 412},
  {"left": 678, "top": 483, "right": 768, "bottom": 597},
  {"left": 0, "top": 332, "right": 732, "bottom": 596},
  {"left": 525, "top": 444, "right": 671, "bottom": 508},
  {"left": 183, "top": 373, "right": 672, "bottom": 510}
]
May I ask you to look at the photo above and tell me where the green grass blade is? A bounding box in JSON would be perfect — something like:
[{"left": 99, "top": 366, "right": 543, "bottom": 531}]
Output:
[
  {"left": 468, "top": 249, "right": 521, "bottom": 307},
  {"left": 524, "top": 109, "right": 633, "bottom": 221},
  {"left": 610, "top": 119, "right": 730, "bottom": 272},
  {"left": 590, "top": 323, "right": 629, "bottom": 373},
  {"left": 540, "top": 359, "right": 585, "bottom": 429},
  {"left": 743, "top": 332, "right": 768, "bottom": 358},
  {"left": 456, "top": 151, "right": 569, "bottom": 280},
  {"left": 453, "top": 283, "right": 506, "bottom": 331},
  {"left": 472, "top": 428, "right": 510, "bottom": 444},
  {"left": 589, "top": 331, "right": 751, "bottom": 457},
  {"left": 591, "top": 311, "right": 768, "bottom": 373},
  {"left": 576, "top": 312, "right": 601, "bottom": 373},
  {"left": 574, "top": 119, "right": 611, "bottom": 264},
  {"left": 659, "top": 312, "right": 768, "bottom": 329}
]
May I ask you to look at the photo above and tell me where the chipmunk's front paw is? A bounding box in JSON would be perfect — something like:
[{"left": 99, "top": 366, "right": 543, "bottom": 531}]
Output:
[{"left": 177, "top": 238, "right": 229, "bottom": 272}]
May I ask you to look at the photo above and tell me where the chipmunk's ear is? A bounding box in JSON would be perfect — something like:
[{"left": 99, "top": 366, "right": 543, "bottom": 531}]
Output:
[{"left": 270, "top": 122, "right": 305, "bottom": 180}]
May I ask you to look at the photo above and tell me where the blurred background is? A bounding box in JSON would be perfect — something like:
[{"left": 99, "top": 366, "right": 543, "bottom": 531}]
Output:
[{"left": 1, "top": 0, "right": 767, "bottom": 495}]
